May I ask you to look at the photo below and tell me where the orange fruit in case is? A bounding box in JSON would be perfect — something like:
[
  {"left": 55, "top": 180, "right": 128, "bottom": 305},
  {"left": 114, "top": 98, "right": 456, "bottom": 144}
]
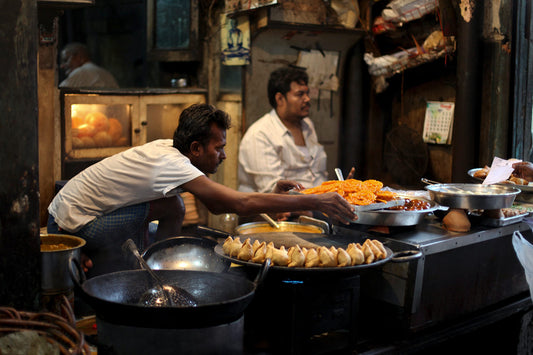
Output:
[
  {"left": 107, "top": 118, "right": 123, "bottom": 142},
  {"left": 72, "top": 137, "right": 83, "bottom": 149},
  {"left": 80, "top": 136, "right": 95, "bottom": 148},
  {"left": 71, "top": 115, "right": 85, "bottom": 129},
  {"left": 113, "top": 136, "right": 128, "bottom": 147},
  {"left": 93, "top": 131, "right": 113, "bottom": 147},
  {"left": 85, "top": 112, "right": 110, "bottom": 133},
  {"left": 77, "top": 123, "right": 96, "bottom": 138}
]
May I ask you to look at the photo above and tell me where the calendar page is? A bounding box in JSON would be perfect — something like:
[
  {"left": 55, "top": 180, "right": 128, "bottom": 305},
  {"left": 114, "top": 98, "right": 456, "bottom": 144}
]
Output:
[{"left": 422, "top": 101, "right": 455, "bottom": 144}]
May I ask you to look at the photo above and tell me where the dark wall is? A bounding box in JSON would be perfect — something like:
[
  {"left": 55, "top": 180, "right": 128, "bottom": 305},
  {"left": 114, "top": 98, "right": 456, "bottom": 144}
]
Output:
[{"left": 0, "top": 0, "right": 41, "bottom": 309}]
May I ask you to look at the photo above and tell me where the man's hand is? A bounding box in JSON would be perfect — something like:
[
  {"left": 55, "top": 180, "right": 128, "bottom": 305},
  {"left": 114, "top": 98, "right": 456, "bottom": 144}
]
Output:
[
  {"left": 315, "top": 192, "right": 357, "bottom": 224},
  {"left": 273, "top": 180, "right": 304, "bottom": 194},
  {"left": 81, "top": 253, "right": 93, "bottom": 273}
]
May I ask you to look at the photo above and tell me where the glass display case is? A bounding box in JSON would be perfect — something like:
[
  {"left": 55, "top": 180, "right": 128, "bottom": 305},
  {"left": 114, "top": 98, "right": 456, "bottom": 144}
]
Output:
[{"left": 61, "top": 88, "right": 206, "bottom": 176}]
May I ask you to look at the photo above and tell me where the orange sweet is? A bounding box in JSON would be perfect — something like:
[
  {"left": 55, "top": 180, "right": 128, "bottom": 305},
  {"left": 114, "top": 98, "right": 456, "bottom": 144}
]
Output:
[
  {"left": 107, "top": 118, "right": 123, "bottom": 142},
  {"left": 76, "top": 123, "right": 96, "bottom": 138},
  {"left": 71, "top": 115, "right": 85, "bottom": 129},
  {"left": 85, "top": 112, "right": 110, "bottom": 133},
  {"left": 93, "top": 131, "right": 113, "bottom": 147}
]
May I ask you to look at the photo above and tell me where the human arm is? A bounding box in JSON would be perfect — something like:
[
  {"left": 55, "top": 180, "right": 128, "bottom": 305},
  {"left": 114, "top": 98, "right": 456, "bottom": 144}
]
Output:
[
  {"left": 512, "top": 162, "right": 533, "bottom": 182},
  {"left": 182, "top": 175, "right": 356, "bottom": 224}
]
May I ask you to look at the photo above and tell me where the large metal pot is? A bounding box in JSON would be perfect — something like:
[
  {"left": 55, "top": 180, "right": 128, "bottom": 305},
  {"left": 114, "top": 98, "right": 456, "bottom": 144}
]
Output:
[
  {"left": 69, "top": 258, "right": 269, "bottom": 329},
  {"left": 41, "top": 233, "right": 85, "bottom": 293},
  {"left": 142, "top": 236, "right": 230, "bottom": 273},
  {"left": 235, "top": 215, "right": 329, "bottom": 235}
]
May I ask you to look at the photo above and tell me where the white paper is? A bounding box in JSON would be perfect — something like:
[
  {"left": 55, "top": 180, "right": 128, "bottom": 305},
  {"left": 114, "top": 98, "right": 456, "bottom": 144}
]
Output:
[{"left": 482, "top": 156, "right": 521, "bottom": 185}]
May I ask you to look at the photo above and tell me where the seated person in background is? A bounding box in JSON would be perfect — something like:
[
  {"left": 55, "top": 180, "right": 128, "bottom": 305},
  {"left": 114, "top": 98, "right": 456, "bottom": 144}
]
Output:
[
  {"left": 238, "top": 67, "right": 353, "bottom": 221},
  {"left": 59, "top": 42, "right": 119, "bottom": 88},
  {"left": 48, "top": 103, "right": 356, "bottom": 276}
]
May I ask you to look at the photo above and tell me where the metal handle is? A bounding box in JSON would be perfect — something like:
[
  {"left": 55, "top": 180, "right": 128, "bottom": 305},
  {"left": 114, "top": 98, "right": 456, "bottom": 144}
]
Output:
[
  {"left": 335, "top": 168, "right": 344, "bottom": 181},
  {"left": 196, "top": 225, "right": 232, "bottom": 238},
  {"left": 253, "top": 258, "right": 271, "bottom": 287},
  {"left": 390, "top": 249, "right": 423, "bottom": 263},
  {"left": 69, "top": 257, "right": 86, "bottom": 290},
  {"left": 297, "top": 215, "right": 330, "bottom": 234},
  {"left": 420, "top": 178, "right": 440, "bottom": 185}
]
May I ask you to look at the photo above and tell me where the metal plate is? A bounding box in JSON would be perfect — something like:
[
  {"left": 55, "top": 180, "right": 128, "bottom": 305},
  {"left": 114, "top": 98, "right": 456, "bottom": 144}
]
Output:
[
  {"left": 214, "top": 244, "right": 393, "bottom": 274},
  {"left": 478, "top": 213, "right": 528, "bottom": 227},
  {"left": 425, "top": 183, "right": 520, "bottom": 209},
  {"left": 352, "top": 196, "right": 440, "bottom": 226}
]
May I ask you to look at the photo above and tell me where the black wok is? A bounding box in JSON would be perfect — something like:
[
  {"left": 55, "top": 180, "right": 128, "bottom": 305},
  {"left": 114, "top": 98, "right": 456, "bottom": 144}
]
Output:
[{"left": 70, "top": 258, "right": 269, "bottom": 329}]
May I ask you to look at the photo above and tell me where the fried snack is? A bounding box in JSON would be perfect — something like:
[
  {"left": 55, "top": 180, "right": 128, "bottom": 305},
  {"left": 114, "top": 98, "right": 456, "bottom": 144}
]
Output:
[
  {"left": 362, "top": 242, "right": 375, "bottom": 264},
  {"left": 265, "top": 242, "right": 275, "bottom": 261},
  {"left": 222, "top": 236, "right": 233, "bottom": 255},
  {"left": 346, "top": 243, "right": 364, "bottom": 265},
  {"left": 229, "top": 237, "right": 242, "bottom": 257},
  {"left": 301, "top": 247, "right": 309, "bottom": 259},
  {"left": 364, "top": 239, "right": 384, "bottom": 260},
  {"left": 329, "top": 246, "right": 338, "bottom": 260},
  {"left": 252, "top": 239, "right": 261, "bottom": 253},
  {"left": 318, "top": 246, "right": 337, "bottom": 267},
  {"left": 251, "top": 242, "right": 267, "bottom": 263},
  {"left": 272, "top": 246, "right": 289, "bottom": 266},
  {"left": 372, "top": 240, "right": 387, "bottom": 260},
  {"left": 237, "top": 238, "right": 254, "bottom": 261},
  {"left": 473, "top": 166, "right": 490, "bottom": 179},
  {"left": 442, "top": 209, "right": 471, "bottom": 232},
  {"left": 301, "top": 178, "right": 396, "bottom": 206},
  {"left": 305, "top": 248, "right": 320, "bottom": 267},
  {"left": 510, "top": 176, "right": 529, "bottom": 185},
  {"left": 288, "top": 245, "right": 306, "bottom": 267},
  {"left": 337, "top": 247, "right": 352, "bottom": 267}
]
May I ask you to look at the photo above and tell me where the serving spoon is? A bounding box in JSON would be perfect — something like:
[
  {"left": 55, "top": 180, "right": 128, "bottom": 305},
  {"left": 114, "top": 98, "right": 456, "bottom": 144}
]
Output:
[
  {"left": 260, "top": 213, "right": 280, "bottom": 229},
  {"left": 122, "top": 239, "right": 198, "bottom": 307}
]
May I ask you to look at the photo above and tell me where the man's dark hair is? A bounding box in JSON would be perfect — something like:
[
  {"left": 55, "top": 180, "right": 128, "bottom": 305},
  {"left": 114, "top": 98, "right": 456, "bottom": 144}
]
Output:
[
  {"left": 267, "top": 67, "right": 308, "bottom": 108},
  {"left": 173, "top": 103, "right": 231, "bottom": 153}
]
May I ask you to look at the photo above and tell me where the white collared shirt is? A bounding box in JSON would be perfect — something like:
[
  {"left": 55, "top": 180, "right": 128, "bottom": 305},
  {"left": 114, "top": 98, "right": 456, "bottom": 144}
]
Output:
[
  {"left": 59, "top": 62, "right": 119, "bottom": 88},
  {"left": 238, "top": 109, "right": 328, "bottom": 192}
]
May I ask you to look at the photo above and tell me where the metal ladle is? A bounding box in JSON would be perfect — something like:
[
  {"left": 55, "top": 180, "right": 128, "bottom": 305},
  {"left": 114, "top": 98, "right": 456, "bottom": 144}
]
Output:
[
  {"left": 122, "top": 239, "right": 198, "bottom": 307},
  {"left": 260, "top": 213, "right": 280, "bottom": 229}
]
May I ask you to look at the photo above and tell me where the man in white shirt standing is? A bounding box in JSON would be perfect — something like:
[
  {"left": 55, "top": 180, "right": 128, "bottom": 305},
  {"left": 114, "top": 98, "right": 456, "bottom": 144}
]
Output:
[
  {"left": 59, "top": 42, "right": 119, "bottom": 88},
  {"left": 238, "top": 67, "right": 327, "bottom": 194}
]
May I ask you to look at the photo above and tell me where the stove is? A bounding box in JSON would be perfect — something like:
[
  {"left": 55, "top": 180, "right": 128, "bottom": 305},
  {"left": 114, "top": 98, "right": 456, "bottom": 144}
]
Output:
[{"left": 335, "top": 218, "right": 533, "bottom": 335}]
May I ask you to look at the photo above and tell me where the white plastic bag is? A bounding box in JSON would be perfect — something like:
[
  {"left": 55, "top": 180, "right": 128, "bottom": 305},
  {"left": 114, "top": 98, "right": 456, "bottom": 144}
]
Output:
[{"left": 512, "top": 231, "right": 533, "bottom": 302}]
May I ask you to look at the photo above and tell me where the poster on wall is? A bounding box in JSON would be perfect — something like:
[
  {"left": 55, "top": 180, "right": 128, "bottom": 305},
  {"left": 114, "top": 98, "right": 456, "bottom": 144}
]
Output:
[
  {"left": 225, "top": 0, "right": 278, "bottom": 14},
  {"left": 220, "top": 14, "right": 251, "bottom": 66}
]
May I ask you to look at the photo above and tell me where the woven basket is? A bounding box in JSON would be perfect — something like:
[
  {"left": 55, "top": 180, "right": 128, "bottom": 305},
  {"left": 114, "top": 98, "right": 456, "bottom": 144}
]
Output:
[{"left": 0, "top": 295, "right": 90, "bottom": 355}]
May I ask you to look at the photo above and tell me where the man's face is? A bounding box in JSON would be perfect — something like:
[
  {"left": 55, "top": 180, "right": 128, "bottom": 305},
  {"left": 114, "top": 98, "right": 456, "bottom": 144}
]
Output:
[
  {"left": 195, "top": 124, "right": 227, "bottom": 175},
  {"left": 60, "top": 50, "right": 81, "bottom": 76},
  {"left": 277, "top": 81, "right": 311, "bottom": 120}
]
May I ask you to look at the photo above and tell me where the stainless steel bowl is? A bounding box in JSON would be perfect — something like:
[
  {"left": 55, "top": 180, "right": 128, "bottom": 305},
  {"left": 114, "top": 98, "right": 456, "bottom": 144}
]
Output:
[
  {"left": 425, "top": 183, "right": 520, "bottom": 209},
  {"left": 143, "top": 236, "right": 230, "bottom": 273},
  {"left": 352, "top": 197, "right": 440, "bottom": 226}
]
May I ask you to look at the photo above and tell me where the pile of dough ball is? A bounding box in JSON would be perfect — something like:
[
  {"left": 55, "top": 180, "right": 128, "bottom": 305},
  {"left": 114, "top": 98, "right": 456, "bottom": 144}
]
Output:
[{"left": 222, "top": 237, "right": 387, "bottom": 268}]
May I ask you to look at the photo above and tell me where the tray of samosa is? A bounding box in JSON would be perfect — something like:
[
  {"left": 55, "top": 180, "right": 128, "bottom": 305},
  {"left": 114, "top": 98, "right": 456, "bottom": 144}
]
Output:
[{"left": 215, "top": 236, "right": 420, "bottom": 273}]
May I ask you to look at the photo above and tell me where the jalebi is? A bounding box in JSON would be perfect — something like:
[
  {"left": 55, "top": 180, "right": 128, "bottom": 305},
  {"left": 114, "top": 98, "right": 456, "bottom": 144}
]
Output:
[{"left": 301, "top": 179, "right": 397, "bottom": 206}]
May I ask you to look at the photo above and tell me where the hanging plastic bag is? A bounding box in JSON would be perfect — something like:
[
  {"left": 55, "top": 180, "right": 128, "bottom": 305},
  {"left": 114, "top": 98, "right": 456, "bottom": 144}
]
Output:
[{"left": 512, "top": 231, "right": 533, "bottom": 302}]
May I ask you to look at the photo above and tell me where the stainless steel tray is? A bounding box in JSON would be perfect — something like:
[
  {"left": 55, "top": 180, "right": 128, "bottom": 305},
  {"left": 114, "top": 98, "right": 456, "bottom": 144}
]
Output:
[
  {"left": 479, "top": 213, "right": 528, "bottom": 227},
  {"left": 425, "top": 183, "right": 520, "bottom": 209}
]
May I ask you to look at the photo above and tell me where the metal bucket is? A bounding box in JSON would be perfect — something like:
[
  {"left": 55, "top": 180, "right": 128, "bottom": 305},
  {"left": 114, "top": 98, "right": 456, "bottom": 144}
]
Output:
[{"left": 41, "top": 234, "right": 85, "bottom": 294}]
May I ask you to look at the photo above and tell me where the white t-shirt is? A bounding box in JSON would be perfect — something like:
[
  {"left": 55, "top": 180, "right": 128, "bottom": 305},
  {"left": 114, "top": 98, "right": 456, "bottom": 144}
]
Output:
[
  {"left": 238, "top": 109, "right": 328, "bottom": 193},
  {"left": 48, "top": 139, "right": 203, "bottom": 232},
  {"left": 59, "top": 62, "right": 119, "bottom": 88}
]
